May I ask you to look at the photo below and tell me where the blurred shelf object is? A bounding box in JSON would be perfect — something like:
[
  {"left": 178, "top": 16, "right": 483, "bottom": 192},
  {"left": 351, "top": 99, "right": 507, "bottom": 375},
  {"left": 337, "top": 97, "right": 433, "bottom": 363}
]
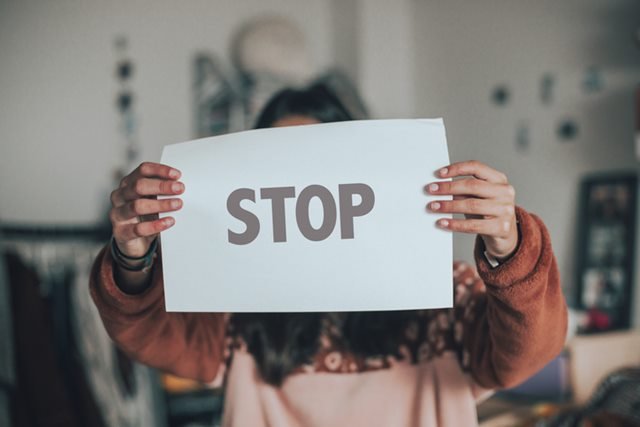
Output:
[
  {"left": 163, "top": 373, "right": 210, "bottom": 394},
  {"left": 574, "top": 172, "right": 637, "bottom": 333}
]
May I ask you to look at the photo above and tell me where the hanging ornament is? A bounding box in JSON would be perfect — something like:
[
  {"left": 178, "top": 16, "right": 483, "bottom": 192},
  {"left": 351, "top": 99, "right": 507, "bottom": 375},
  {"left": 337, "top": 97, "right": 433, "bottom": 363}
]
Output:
[
  {"left": 491, "top": 84, "right": 510, "bottom": 107},
  {"left": 112, "top": 35, "right": 139, "bottom": 172},
  {"left": 557, "top": 118, "right": 579, "bottom": 141}
]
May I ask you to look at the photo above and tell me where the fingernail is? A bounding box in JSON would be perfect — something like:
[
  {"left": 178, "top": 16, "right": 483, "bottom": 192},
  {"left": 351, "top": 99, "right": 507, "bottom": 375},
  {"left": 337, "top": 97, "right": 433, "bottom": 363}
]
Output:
[
  {"left": 439, "top": 168, "right": 448, "bottom": 177},
  {"left": 172, "top": 182, "right": 184, "bottom": 192},
  {"left": 429, "top": 183, "right": 439, "bottom": 193},
  {"left": 164, "top": 217, "right": 175, "bottom": 226},
  {"left": 171, "top": 199, "right": 181, "bottom": 209},
  {"left": 438, "top": 219, "right": 449, "bottom": 228},
  {"left": 169, "top": 169, "right": 181, "bottom": 178},
  {"left": 430, "top": 202, "right": 441, "bottom": 211}
]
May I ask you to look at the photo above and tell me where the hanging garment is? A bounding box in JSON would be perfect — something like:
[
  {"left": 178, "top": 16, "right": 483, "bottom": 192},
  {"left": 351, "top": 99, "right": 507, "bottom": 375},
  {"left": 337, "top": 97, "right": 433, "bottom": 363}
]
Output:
[
  {"left": 0, "top": 249, "right": 15, "bottom": 427},
  {"left": 70, "top": 248, "right": 166, "bottom": 427},
  {"left": 6, "top": 251, "right": 103, "bottom": 427},
  {"left": 4, "top": 235, "right": 166, "bottom": 427}
]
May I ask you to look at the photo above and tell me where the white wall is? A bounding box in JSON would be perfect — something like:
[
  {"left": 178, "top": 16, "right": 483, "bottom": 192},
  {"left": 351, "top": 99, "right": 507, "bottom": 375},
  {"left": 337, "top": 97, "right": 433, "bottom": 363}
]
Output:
[
  {"left": 411, "top": 0, "right": 640, "bottom": 301},
  {"left": 0, "top": 0, "right": 332, "bottom": 224},
  {"left": 357, "top": 0, "right": 415, "bottom": 119}
]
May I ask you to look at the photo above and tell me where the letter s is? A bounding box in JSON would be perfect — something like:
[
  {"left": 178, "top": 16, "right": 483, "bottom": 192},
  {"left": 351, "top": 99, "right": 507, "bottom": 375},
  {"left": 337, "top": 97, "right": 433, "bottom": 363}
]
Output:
[{"left": 227, "top": 188, "right": 260, "bottom": 245}]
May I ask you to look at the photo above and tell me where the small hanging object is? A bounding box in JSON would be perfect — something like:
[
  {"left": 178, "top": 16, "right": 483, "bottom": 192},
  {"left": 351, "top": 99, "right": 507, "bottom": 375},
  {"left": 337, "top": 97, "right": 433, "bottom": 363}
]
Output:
[
  {"left": 516, "top": 120, "right": 530, "bottom": 152},
  {"left": 117, "top": 91, "right": 133, "bottom": 112},
  {"left": 557, "top": 118, "right": 579, "bottom": 141},
  {"left": 491, "top": 84, "right": 510, "bottom": 107},
  {"left": 114, "top": 34, "right": 128, "bottom": 51},
  {"left": 116, "top": 60, "right": 133, "bottom": 81},
  {"left": 540, "top": 72, "right": 555, "bottom": 105},
  {"left": 582, "top": 66, "right": 604, "bottom": 93}
]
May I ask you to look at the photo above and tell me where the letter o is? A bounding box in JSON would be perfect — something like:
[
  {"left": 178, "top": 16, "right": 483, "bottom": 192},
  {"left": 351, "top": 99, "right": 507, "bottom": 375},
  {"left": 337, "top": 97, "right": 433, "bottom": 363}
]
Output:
[{"left": 296, "top": 185, "right": 337, "bottom": 241}]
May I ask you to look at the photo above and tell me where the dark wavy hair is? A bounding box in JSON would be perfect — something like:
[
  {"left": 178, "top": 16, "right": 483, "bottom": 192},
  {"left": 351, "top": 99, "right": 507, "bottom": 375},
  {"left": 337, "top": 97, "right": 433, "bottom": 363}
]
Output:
[{"left": 233, "top": 83, "right": 412, "bottom": 386}]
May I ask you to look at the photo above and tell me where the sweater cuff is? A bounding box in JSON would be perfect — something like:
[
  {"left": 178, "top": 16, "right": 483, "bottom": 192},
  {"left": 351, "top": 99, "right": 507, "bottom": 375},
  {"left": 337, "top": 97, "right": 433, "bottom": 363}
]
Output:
[
  {"left": 90, "top": 244, "right": 165, "bottom": 316},
  {"left": 473, "top": 206, "right": 543, "bottom": 288}
]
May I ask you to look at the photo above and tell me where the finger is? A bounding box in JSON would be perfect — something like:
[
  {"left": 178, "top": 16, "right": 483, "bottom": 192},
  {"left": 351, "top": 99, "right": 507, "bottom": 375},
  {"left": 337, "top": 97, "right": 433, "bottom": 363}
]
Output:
[
  {"left": 120, "top": 178, "right": 185, "bottom": 201},
  {"left": 437, "top": 160, "right": 508, "bottom": 184},
  {"left": 427, "top": 179, "right": 514, "bottom": 200},
  {"left": 110, "top": 187, "right": 126, "bottom": 208},
  {"left": 122, "top": 162, "right": 181, "bottom": 186},
  {"left": 437, "top": 217, "right": 510, "bottom": 237},
  {"left": 110, "top": 198, "right": 183, "bottom": 223},
  {"left": 428, "top": 199, "right": 514, "bottom": 217},
  {"left": 114, "top": 217, "right": 175, "bottom": 241}
]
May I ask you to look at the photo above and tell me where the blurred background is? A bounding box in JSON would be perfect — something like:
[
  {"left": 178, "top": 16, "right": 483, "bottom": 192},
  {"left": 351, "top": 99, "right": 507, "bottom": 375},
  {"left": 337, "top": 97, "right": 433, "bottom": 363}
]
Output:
[{"left": 1, "top": 0, "right": 640, "bottom": 426}]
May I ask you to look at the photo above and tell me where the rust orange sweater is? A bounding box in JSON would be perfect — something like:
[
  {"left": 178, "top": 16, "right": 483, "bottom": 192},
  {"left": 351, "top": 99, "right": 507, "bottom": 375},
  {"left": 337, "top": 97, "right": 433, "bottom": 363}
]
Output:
[{"left": 90, "top": 206, "right": 567, "bottom": 426}]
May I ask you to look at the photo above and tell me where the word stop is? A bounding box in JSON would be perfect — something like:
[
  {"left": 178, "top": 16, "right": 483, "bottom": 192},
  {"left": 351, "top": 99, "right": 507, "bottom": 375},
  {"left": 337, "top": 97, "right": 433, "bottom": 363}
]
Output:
[{"left": 227, "top": 184, "right": 375, "bottom": 244}]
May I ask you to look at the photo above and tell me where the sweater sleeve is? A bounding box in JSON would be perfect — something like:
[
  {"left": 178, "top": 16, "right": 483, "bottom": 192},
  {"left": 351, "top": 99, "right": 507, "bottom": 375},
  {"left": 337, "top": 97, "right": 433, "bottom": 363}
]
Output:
[
  {"left": 89, "top": 245, "right": 227, "bottom": 383},
  {"left": 460, "top": 206, "right": 567, "bottom": 389}
]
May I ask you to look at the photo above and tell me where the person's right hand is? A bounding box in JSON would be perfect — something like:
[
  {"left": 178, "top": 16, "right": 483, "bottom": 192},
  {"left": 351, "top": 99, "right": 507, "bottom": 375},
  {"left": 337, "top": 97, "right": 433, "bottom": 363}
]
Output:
[{"left": 110, "top": 162, "right": 184, "bottom": 258}]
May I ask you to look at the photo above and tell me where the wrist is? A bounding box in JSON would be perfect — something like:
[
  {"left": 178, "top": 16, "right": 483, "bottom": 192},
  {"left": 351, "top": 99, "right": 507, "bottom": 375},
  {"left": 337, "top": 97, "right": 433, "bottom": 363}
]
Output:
[
  {"left": 484, "top": 221, "right": 521, "bottom": 263},
  {"left": 111, "top": 237, "right": 158, "bottom": 274}
]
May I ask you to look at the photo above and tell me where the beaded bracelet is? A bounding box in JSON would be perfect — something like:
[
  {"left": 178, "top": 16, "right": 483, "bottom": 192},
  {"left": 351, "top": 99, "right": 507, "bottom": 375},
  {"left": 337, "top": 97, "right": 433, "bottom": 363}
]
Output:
[{"left": 110, "top": 237, "right": 158, "bottom": 273}]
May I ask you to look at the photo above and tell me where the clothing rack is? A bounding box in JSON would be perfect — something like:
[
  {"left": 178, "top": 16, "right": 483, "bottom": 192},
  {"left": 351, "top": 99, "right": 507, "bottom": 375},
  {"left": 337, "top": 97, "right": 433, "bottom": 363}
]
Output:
[
  {"left": 0, "top": 223, "right": 111, "bottom": 297},
  {"left": 0, "top": 224, "right": 111, "bottom": 241}
]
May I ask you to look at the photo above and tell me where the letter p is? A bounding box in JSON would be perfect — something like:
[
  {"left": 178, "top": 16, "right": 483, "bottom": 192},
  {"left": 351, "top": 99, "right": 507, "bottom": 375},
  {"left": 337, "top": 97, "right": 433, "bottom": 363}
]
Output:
[{"left": 338, "top": 183, "right": 375, "bottom": 239}]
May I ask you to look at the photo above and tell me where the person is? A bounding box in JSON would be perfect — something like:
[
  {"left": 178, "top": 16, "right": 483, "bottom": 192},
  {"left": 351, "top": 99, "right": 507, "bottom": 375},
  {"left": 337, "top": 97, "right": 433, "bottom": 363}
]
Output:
[{"left": 91, "top": 83, "right": 567, "bottom": 427}]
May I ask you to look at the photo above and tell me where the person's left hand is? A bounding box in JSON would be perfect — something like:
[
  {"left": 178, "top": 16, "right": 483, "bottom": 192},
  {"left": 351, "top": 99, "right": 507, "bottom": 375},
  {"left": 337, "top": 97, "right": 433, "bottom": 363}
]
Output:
[{"left": 425, "top": 160, "right": 518, "bottom": 260}]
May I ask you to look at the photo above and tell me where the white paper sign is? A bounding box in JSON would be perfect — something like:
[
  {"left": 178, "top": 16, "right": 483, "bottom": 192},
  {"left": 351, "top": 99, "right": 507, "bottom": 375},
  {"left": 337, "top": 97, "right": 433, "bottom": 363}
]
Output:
[{"left": 160, "top": 119, "right": 452, "bottom": 312}]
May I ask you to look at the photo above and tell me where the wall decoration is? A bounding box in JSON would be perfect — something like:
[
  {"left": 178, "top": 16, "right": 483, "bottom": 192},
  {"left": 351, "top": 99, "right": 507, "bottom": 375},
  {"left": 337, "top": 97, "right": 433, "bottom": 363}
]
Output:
[
  {"left": 540, "top": 72, "right": 555, "bottom": 105},
  {"left": 582, "top": 66, "right": 604, "bottom": 93},
  {"left": 231, "top": 16, "right": 313, "bottom": 127},
  {"left": 491, "top": 84, "right": 510, "bottom": 107},
  {"left": 193, "top": 54, "right": 237, "bottom": 137},
  {"left": 113, "top": 35, "right": 139, "bottom": 173},
  {"left": 516, "top": 120, "right": 530, "bottom": 152},
  {"left": 490, "top": 66, "right": 618, "bottom": 153},
  {"left": 575, "top": 173, "right": 637, "bottom": 333},
  {"left": 557, "top": 118, "right": 579, "bottom": 141}
]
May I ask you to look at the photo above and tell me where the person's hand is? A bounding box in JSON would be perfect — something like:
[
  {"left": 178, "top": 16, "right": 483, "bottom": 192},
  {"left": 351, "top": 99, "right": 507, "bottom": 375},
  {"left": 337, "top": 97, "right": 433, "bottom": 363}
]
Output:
[
  {"left": 426, "top": 160, "right": 518, "bottom": 260},
  {"left": 110, "top": 162, "right": 184, "bottom": 258}
]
